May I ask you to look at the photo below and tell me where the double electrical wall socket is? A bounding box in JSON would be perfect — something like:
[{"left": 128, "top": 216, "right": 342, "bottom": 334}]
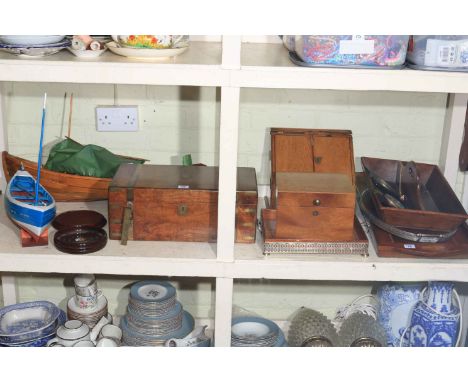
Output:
[{"left": 96, "top": 106, "right": 139, "bottom": 132}]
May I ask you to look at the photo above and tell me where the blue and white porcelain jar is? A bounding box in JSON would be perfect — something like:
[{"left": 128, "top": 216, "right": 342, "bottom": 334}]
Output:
[
  {"left": 376, "top": 283, "right": 424, "bottom": 347},
  {"left": 408, "top": 281, "right": 460, "bottom": 347}
]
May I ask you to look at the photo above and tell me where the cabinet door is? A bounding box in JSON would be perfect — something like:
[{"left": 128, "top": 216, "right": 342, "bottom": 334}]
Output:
[
  {"left": 273, "top": 134, "right": 315, "bottom": 173},
  {"left": 313, "top": 135, "right": 354, "bottom": 178}
]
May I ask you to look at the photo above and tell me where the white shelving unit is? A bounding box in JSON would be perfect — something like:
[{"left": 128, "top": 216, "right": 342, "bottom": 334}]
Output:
[{"left": 0, "top": 36, "right": 468, "bottom": 347}]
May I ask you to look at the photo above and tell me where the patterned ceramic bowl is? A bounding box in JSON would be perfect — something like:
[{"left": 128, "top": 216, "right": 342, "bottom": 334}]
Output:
[
  {"left": 0, "top": 301, "right": 61, "bottom": 344},
  {"left": 0, "top": 310, "right": 66, "bottom": 347}
]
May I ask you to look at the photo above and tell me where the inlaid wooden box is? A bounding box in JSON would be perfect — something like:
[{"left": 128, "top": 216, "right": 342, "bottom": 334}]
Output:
[{"left": 108, "top": 164, "right": 258, "bottom": 243}]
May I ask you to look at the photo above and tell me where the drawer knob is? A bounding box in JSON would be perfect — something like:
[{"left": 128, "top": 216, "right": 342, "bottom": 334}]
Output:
[
  {"left": 313, "top": 199, "right": 321, "bottom": 206},
  {"left": 177, "top": 204, "right": 188, "bottom": 216}
]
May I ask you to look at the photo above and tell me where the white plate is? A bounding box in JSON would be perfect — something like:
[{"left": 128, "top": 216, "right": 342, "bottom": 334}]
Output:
[
  {"left": 67, "top": 294, "right": 107, "bottom": 315},
  {"left": 232, "top": 321, "right": 270, "bottom": 338},
  {"left": 106, "top": 42, "right": 188, "bottom": 60},
  {"left": 67, "top": 47, "right": 107, "bottom": 58},
  {"left": 0, "top": 35, "right": 65, "bottom": 46}
]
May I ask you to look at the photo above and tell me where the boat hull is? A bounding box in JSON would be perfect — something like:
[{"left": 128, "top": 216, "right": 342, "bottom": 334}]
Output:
[
  {"left": 2, "top": 151, "right": 111, "bottom": 201},
  {"left": 5, "top": 171, "right": 56, "bottom": 237}
]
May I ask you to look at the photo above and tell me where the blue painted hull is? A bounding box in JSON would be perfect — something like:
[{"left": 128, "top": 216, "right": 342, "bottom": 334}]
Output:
[{"left": 5, "top": 170, "right": 56, "bottom": 237}]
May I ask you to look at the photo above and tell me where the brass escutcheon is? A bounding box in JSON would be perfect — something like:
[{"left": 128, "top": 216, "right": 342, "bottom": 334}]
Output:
[{"left": 177, "top": 204, "right": 188, "bottom": 216}]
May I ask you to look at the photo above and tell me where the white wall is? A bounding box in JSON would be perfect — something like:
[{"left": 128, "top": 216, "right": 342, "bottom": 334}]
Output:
[{"left": 1, "top": 82, "right": 456, "bottom": 320}]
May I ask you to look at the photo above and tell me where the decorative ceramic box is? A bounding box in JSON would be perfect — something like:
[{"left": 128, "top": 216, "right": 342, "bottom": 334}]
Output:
[{"left": 108, "top": 164, "right": 257, "bottom": 243}]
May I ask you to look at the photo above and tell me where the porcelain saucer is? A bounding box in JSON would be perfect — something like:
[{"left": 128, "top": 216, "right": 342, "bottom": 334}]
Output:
[{"left": 67, "top": 294, "right": 107, "bottom": 315}]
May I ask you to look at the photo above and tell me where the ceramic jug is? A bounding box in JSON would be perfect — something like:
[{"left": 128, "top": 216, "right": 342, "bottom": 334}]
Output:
[
  {"left": 376, "top": 283, "right": 424, "bottom": 346},
  {"left": 408, "top": 281, "right": 460, "bottom": 347}
]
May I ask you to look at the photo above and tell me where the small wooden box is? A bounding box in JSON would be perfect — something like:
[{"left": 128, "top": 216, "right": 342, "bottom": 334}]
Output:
[
  {"left": 270, "top": 128, "right": 355, "bottom": 208},
  {"left": 268, "top": 128, "right": 357, "bottom": 242},
  {"left": 275, "top": 172, "right": 355, "bottom": 241},
  {"left": 108, "top": 164, "right": 258, "bottom": 243}
]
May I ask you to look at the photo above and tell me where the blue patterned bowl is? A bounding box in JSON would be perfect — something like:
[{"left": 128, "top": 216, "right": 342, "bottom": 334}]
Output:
[
  {"left": 0, "top": 309, "right": 66, "bottom": 347},
  {"left": 0, "top": 301, "right": 61, "bottom": 344}
]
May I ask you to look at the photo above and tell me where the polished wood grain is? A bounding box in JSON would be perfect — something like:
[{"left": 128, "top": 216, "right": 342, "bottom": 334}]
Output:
[
  {"left": 108, "top": 164, "right": 258, "bottom": 243},
  {"left": 262, "top": 208, "right": 366, "bottom": 243},
  {"left": 270, "top": 128, "right": 355, "bottom": 207}
]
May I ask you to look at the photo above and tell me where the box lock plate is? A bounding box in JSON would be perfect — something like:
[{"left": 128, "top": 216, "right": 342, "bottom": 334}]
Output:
[{"left": 178, "top": 204, "right": 189, "bottom": 216}]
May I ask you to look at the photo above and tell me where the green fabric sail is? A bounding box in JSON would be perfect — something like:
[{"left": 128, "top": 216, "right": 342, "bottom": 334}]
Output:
[{"left": 44, "top": 138, "right": 145, "bottom": 178}]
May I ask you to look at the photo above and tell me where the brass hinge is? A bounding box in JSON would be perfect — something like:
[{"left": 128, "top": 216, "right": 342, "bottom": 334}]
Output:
[{"left": 121, "top": 201, "right": 133, "bottom": 246}]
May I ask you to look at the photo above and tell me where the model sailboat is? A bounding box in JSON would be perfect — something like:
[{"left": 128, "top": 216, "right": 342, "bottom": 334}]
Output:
[{"left": 5, "top": 93, "right": 56, "bottom": 238}]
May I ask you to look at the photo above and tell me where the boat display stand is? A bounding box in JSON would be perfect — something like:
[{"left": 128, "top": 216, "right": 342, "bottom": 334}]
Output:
[{"left": 20, "top": 228, "right": 49, "bottom": 247}]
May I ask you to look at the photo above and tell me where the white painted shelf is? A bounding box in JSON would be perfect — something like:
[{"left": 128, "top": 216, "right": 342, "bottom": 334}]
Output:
[
  {"left": 239, "top": 43, "right": 468, "bottom": 92},
  {"left": 0, "top": 42, "right": 226, "bottom": 87},
  {"left": 234, "top": 236, "right": 468, "bottom": 282},
  {"left": 0, "top": 199, "right": 219, "bottom": 277},
  {"left": 2, "top": 198, "right": 468, "bottom": 283}
]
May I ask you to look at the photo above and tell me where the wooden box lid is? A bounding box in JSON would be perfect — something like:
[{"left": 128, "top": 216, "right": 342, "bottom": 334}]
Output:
[
  {"left": 270, "top": 128, "right": 356, "bottom": 207},
  {"left": 110, "top": 163, "right": 257, "bottom": 198},
  {"left": 276, "top": 172, "right": 355, "bottom": 208}
]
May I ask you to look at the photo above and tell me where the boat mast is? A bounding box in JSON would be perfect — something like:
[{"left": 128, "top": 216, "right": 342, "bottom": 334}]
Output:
[{"left": 34, "top": 93, "right": 47, "bottom": 206}]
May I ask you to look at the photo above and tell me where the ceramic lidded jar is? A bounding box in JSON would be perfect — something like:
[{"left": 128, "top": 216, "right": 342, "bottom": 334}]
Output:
[
  {"left": 47, "top": 320, "right": 91, "bottom": 347},
  {"left": 408, "top": 281, "right": 460, "bottom": 347}
]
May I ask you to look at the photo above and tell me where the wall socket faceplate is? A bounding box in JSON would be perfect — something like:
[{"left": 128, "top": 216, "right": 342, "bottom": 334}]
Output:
[{"left": 96, "top": 106, "right": 139, "bottom": 132}]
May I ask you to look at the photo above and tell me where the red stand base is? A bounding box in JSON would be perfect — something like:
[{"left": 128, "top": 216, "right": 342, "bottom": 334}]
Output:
[{"left": 20, "top": 228, "right": 49, "bottom": 247}]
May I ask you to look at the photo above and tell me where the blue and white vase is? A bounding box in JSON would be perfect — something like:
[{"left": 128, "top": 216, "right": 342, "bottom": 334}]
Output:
[
  {"left": 408, "top": 281, "right": 460, "bottom": 347},
  {"left": 376, "top": 283, "right": 424, "bottom": 347}
]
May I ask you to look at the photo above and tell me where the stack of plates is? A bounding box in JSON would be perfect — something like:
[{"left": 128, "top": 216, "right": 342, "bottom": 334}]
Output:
[
  {"left": 67, "top": 295, "right": 108, "bottom": 328},
  {"left": 0, "top": 35, "right": 70, "bottom": 57},
  {"left": 121, "top": 280, "right": 194, "bottom": 346},
  {"left": 0, "top": 301, "right": 66, "bottom": 347},
  {"left": 231, "top": 316, "right": 287, "bottom": 347}
]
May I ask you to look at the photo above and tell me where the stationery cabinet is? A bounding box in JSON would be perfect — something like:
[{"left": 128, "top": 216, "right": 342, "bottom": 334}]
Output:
[{"left": 0, "top": 36, "right": 468, "bottom": 346}]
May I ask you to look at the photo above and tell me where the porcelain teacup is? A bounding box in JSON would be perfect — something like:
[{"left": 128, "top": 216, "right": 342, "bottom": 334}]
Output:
[
  {"left": 99, "top": 324, "right": 122, "bottom": 343},
  {"left": 96, "top": 337, "right": 118, "bottom": 347},
  {"left": 47, "top": 320, "right": 90, "bottom": 347},
  {"left": 75, "top": 289, "right": 103, "bottom": 310},
  {"left": 74, "top": 274, "right": 98, "bottom": 297}
]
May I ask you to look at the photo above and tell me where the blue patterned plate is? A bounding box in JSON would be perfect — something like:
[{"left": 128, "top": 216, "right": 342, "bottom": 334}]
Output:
[
  {"left": 121, "top": 310, "right": 194, "bottom": 346},
  {"left": 130, "top": 281, "right": 176, "bottom": 303},
  {"left": 231, "top": 316, "right": 280, "bottom": 347},
  {"left": 127, "top": 301, "right": 182, "bottom": 322},
  {"left": 0, "top": 301, "right": 61, "bottom": 344}
]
